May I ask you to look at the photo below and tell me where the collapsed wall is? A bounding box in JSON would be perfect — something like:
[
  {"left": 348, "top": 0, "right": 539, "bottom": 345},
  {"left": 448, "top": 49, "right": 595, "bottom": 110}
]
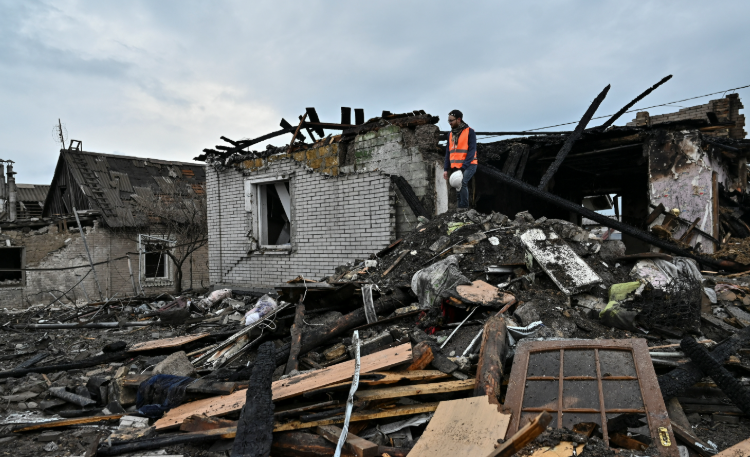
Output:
[{"left": 206, "top": 121, "right": 446, "bottom": 288}]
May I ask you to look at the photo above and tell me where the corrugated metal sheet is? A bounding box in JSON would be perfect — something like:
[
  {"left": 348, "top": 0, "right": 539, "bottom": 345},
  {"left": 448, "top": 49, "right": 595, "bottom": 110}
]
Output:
[
  {"left": 15, "top": 184, "right": 50, "bottom": 203},
  {"left": 45, "top": 150, "right": 206, "bottom": 227},
  {"left": 153, "top": 176, "right": 175, "bottom": 195},
  {"left": 109, "top": 171, "right": 134, "bottom": 193}
]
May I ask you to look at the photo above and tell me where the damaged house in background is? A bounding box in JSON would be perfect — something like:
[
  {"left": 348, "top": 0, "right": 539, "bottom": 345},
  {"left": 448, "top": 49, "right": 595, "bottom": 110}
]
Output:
[
  {"left": 0, "top": 147, "right": 209, "bottom": 309},
  {"left": 199, "top": 89, "right": 747, "bottom": 289}
]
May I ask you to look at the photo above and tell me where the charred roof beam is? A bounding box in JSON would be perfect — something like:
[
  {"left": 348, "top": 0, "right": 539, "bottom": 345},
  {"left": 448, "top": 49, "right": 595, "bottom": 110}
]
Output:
[
  {"left": 594, "top": 75, "right": 672, "bottom": 131},
  {"left": 538, "top": 84, "right": 611, "bottom": 190}
]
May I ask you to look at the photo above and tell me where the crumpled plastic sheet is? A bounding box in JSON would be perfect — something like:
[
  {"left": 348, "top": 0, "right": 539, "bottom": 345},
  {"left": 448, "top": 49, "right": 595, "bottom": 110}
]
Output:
[
  {"left": 411, "top": 255, "right": 471, "bottom": 309},
  {"left": 630, "top": 257, "right": 703, "bottom": 290},
  {"left": 244, "top": 294, "right": 278, "bottom": 326},
  {"left": 137, "top": 374, "right": 195, "bottom": 418}
]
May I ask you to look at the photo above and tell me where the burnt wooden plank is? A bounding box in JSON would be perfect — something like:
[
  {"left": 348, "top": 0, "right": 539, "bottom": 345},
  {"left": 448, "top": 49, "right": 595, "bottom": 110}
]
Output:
[
  {"left": 538, "top": 84, "right": 610, "bottom": 190},
  {"left": 231, "top": 341, "right": 276, "bottom": 457},
  {"left": 285, "top": 302, "right": 306, "bottom": 375},
  {"left": 473, "top": 316, "right": 507, "bottom": 404},
  {"left": 306, "top": 108, "right": 325, "bottom": 137},
  {"left": 341, "top": 107, "right": 352, "bottom": 125},
  {"left": 595, "top": 75, "right": 672, "bottom": 130}
]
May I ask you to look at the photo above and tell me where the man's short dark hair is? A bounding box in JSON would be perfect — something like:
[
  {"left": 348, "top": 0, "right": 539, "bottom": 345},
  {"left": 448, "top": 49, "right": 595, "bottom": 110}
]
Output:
[{"left": 449, "top": 109, "right": 463, "bottom": 120}]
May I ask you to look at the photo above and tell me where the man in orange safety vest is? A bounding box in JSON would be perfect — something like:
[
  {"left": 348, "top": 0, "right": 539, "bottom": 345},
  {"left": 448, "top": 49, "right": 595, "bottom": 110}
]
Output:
[{"left": 443, "top": 110, "right": 477, "bottom": 211}]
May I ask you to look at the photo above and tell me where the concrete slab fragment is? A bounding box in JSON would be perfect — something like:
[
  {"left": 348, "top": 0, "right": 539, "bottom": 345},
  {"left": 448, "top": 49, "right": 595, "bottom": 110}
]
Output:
[{"left": 520, "top": 228, "right": 601, "bottom": 295}]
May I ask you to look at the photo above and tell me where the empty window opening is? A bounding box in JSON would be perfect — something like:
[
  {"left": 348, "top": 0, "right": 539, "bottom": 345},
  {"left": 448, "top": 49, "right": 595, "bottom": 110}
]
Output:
[
  {"left": 144, "top": 243, "right": 168, "bottom": 279},
  {"left": 139, "top": 235, "right": 173, "bottom": 283},
  {"left": 583, "top": 194, "right": 622, "bottom": 241},
  {"left": 258, "top": 181, "right": 291, "bottom": 246},
  {"left": 0, "top": 247, "right": 24, "bottom": 286}
]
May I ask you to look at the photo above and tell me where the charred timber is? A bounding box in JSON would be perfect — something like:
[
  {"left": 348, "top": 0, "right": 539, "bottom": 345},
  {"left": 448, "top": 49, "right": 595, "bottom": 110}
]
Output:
[
  {"left": 703, "top": 136, "right": 741, "bottom": 153},
  {"left": 479, "top": 164, "right": 745, "bottom": 271},
  {"left": 658, "top": 326, "right": 750, "bottom": 399},
  {"left": 231, "top": 341, "right": 275, "bottom": 457},
  {"left": 595, "top": 75, "right": 672, "bottom": 130},
  {"left": 284, "top": 302, "right": 306, "bottom": 375},
  {"left": 473, "top": 316, "right": 508, "bottom": 404},
  {"left": 195, "top": 127, "right": 296, "bottom": 161},
  {"left": 538, "top": 84, "right": 610, "bottom": 189},
  {"left": 227, "top": 296, "right": 401, "bottom": 381},
  {"left": 341, "top": 115, "right": 439, "bottom": 139},
  {"left": 0, "top": 351, "right": 130, "bottom": 379},
  {"left": 441, "top": 131, "right": 570, "bottom": 136},
  {"left": 680, "top": 336, "right": 750, "bottom": 416},
  {"left": 220, "top": 136, "right": 239, "bottom": 146}
]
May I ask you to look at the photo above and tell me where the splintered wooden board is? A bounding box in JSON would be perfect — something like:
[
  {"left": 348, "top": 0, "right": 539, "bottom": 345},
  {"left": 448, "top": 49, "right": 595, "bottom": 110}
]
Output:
[
  {"left": 714, "top": 437, "right": 750, "bottom": 457},
  {"left": 128, "top": 333, "right": 209, "bottom": 352},
  {"left": 406, "top": 396, "right": 511, "bottom": 457},
  {"left": 529, "top": 442, "right": 586, "bottom": 457},
  {"left": 154, "top": 343, "right": 412, "bottom": 430},
  {"left": 354, "top": 379, "right": 475, "bottom": 401},
  {"left": 306, "top": 370, "right": 450, "bottom": 392},
  {"left": 273, "top": 402, "right": 439, "bottom": 432},
  {"left": 456, "top": 280, "right": 514, "bottom": 305},
  {"left": 13, "top": 415, "right": 124, "bottom": 432}
]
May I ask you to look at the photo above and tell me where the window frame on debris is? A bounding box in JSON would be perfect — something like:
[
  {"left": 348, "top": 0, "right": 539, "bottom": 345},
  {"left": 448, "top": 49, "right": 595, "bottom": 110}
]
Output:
[
  {"left": 244, "top": 176, "right": 294, "bottom": 253},
  {"left": 504, "top": 339, "right": 677, "bottom": 456},
  {"left": 0, "top": 246, "right": 25, "bottom": 287},
  {"left": 138, "top": 234, "right": 174, "bottom": 286}
]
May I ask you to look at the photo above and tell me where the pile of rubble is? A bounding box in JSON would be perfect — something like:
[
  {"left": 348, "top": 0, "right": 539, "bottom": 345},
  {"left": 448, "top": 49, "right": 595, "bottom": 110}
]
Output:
[{"left": 1, "top": 209, "right": 750, "bottom": 456}]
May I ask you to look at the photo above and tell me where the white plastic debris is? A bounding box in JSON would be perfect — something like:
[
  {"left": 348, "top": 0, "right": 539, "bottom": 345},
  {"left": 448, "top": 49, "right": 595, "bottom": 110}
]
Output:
[
  {"left": 244, "top": 294, "right": 278, "bottom": 326},
  {"left": 488, "top": 236, "right": 500, "bottom": 246}
]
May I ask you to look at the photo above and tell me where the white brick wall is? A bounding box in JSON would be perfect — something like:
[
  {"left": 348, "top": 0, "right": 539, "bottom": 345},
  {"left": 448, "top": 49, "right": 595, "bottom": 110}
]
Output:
[
  {"left": 207, "top": 157, "right": 395, "bottom": 287},
  {"left": 349, "top": 124, "right": 437, "bottom": 238}
]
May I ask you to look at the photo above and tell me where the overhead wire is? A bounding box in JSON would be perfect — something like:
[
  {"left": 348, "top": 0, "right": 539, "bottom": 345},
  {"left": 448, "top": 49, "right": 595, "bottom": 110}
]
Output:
[{"left": 478, "top": 83, "right": 750, "bottom": 140}]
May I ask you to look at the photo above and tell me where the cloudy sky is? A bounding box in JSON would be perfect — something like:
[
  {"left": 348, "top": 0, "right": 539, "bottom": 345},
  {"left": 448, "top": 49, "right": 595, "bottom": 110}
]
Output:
[{"left": 2, "top": 1, "right": 748, "bottom": 184}]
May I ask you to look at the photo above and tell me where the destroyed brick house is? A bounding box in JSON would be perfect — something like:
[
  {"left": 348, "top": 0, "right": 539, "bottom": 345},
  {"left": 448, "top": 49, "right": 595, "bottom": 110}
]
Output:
[
  {"left": 0, "top": 149, "right": 209, "bottom": 308},
  {"left": 5, "top": 82, "right": 750, "bottom": 457},
  {"left": 202, "top": 94, "right": 747, "bottom": 289}
]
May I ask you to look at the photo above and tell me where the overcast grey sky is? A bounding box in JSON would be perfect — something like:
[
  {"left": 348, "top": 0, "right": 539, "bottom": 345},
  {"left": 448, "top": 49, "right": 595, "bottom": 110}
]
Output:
[{"left": 2, "top": 1, "right": 748, "bottom": 184}]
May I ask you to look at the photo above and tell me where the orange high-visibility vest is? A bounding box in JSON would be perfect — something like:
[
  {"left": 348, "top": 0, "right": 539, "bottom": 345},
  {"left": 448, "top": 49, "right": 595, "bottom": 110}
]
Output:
[{"left": 448, "top": 127, "right": 476, "bottom": 168}]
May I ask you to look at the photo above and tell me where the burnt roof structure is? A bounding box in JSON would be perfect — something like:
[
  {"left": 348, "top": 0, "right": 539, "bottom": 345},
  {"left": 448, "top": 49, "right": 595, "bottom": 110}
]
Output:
[{"left": 42, "top": 149, "right": 206, "bottom": 228}]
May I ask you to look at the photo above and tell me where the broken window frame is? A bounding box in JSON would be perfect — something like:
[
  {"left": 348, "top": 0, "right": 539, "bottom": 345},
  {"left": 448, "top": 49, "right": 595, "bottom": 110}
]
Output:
[
  {"left": 0, "top": 246, "right": 25, "bottom": 287},
  {"left": 244, "top": 176, "right": 293, "bottom": 252},
  {"left": 504, "top": 339, "right": 677, "bottom": 456},
  {"left": 138, "top": 234, "right": 174, "bottom": 286}
]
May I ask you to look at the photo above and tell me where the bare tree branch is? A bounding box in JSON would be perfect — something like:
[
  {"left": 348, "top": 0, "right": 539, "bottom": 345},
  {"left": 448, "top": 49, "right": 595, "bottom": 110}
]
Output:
[{"left": 112, "top": 180, "right": 207, "bottom": 294}]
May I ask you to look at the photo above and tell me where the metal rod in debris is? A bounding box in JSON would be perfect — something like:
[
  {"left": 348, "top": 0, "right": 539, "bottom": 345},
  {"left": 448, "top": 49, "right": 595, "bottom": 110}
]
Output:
[
  {"left": 49, "top": 387, "right": 96, "bottom": 407},
  {"left": 73, "top": 207, "right": 104, "bottom": 301},
  {"left": 441, "top": 307, "right": 478, "bottom": 349},
  {"left": 126, "top": 255, "right": 138, "bottom": 296},
  {"left": 334, "top": 330, "right": 361, "bottom": 457},
  {"left": 362, "top": 285, "right": 377, "bottom": 324},
  {"left": 462, "top": 327, "right": 484, "bottom": 357},
  {"left": 11, "top": 322, "right": 153, "bottom": 329}
]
